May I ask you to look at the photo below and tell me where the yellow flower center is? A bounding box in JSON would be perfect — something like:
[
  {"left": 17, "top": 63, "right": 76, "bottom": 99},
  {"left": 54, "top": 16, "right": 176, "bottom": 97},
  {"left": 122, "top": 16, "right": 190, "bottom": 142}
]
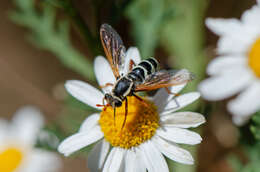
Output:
[
  {"left": 249, "top": 38, "right": 260, "bottom": 77},
  {"left": 0, "top": 147, "right": 23, "bottom": 172},
  {"left": 99, "top": 96, "right": 159, "bottom": 149}
]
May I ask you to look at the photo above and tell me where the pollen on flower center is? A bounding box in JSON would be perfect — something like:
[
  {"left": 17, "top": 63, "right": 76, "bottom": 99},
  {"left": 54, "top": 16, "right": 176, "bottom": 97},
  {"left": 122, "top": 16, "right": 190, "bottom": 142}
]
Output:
[
  {"left": 249, "top": 38, "right": 260, "bottom": 77},
  {"left": 99, "top": 96, "right": 159, "bottom": 149},
  {"left": 0, "top": 147, "right": 23, "bottom": 172}
]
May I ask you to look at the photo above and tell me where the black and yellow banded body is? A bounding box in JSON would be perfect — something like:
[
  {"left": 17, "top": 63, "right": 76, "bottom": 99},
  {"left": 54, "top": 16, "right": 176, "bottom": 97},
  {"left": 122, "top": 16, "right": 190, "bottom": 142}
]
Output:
[{"left": 127, "top": 57, "right": 159, "bottom": 83}]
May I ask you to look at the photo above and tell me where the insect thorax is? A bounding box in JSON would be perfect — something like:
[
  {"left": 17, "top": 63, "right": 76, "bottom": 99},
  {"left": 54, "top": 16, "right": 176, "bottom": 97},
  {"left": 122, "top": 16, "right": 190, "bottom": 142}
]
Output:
[{"left": 113, "top": 77, "right": 134, "bottom": 98}]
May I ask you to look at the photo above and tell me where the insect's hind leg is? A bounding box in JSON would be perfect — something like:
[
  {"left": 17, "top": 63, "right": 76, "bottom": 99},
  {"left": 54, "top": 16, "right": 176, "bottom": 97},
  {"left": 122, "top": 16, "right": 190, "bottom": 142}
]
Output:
[
  {"left": 133, "top": 93, "right": 149, "bottom": 107},
  {"left": 164, "top": 87, "right": 180, "bottom": 109},
  {"left": 121, "top": 97, "right": 128, "bottom": 130}
]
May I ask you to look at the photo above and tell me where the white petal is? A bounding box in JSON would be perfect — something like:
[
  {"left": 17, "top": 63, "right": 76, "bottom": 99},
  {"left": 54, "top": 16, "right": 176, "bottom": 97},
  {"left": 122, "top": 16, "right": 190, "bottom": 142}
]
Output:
[
  {"left": 242, "top": 5, "right": 260, "bottom": 28},
  {"left": 217, "top": 35, "right": 252, "bottom": 55},
  {"left": 124, "top": 149, "right": 146, "bottom": 172},
  {"left": 198, "top": 70, "right": 253, "bottom": 101},
  {"left": 94, "top": 56, "right": 116, "bottom": 93},
  {"left": 207, "top": 55, "right": 247, "bottom": 75},
  {"left": 228, "top": 81, "right": 260, "bottom": 117},
  {"left": 153, "top": 83, "right": 187, "bottom": 108},
  {"left": 139, "top": 141, "right": 169, "bottom": 172},
  {"left": 161, "top": 92, "right": 200, "bottom": 115},
  {"left": 206, "top": 18, "right": 241, "bottom": 36},
  {"left": 88, "top": 139, "right": 110, "bottom": 172},
  {"left": 123, "top": 47, "right": 141, "bottom": 74},
  {"left": 24, "top": 149, "right": 61, "bottom": 172},
  {"left": 65, "top": 80, "right": 104, "bottom": 110},
  {"left": 79, "top": 113, "right": 100, "bottom": 132},
  {"left": 152, "top": 136, "right": 194, "bottom": 164},
  {"left": 124, "top": 151, "right": 135, "bottom": 172},
  {"left": 157, "top": 127, "right": 202, "bottom": 145},
  {"left": 12, "top": 106, "right": 44, "bottom": 145},
  {"left": 160, "top": 112, "right": 205, "bottom": 128},
  {"left": 232, "top": 115, "right": 250, "bottom": 126},
  {"left": 58, "top": 126, "right": 103, "bottom": 156},
  {"left": 206, "top": 18, "right": 252, "bottom": 54},
  {"left": 103, "top": 148, "right": 125, "bottom": 172}
]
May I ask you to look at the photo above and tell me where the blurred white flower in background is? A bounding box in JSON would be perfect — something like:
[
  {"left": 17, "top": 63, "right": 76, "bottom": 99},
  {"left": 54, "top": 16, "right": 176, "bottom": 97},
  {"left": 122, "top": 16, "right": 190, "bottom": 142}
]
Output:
[
  {"left": 199, "top": 0, "right": 260, "bottom": 125},
  {"left": 0, "top": 106, "right": 61, "bottom": 172},
  {"left": 58, "top": 47, "right": 205, "bottom": 172}
]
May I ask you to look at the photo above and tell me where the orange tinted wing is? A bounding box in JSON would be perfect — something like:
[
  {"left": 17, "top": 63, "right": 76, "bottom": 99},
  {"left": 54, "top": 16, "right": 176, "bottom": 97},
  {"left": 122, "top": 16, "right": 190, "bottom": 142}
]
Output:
[
  {"left": 135, "top": 69, "right": 194, "bottom": 91},
  {"left": 100, "top": 24, "right": 126, "bottom": 78}
]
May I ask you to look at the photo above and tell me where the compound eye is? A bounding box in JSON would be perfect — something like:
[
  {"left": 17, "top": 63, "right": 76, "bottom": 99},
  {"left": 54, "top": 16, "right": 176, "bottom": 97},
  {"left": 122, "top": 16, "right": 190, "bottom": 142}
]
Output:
[
  {"left": 104, "top": 94, "right": 109, "bottom": 99},
  {"left": 115, "top": 100, "right": 122, "bottom": 107}
]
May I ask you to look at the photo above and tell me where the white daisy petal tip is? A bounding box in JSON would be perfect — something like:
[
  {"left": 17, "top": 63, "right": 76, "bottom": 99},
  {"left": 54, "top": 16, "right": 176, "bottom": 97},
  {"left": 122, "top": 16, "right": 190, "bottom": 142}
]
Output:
[
  {"left": 94, "top": 56, "right": 116, "bottom": 93},
  {"left": 153, "top": 136, "right": 194, "bottom": 165},
  {"left": 177, "top": 92, "right": 201, "bottom": 107},
  {"left": 161, "top": 112, "right": 206, "bottom": 128},
  {"left": 205, "top": 17, "right": 240, "bottom": 36},
  {"left": 205, "top": 18, "right": 221, "bottom": 34},
  {"left": 126, "top": 47, "right": 141, "bottom": 63},
  {"left": 232, "top": 115, "right": 249, "bottom": 126},
  {"left": 58, "top": 127, "right": 104, "bottom": 157},
  {"left": 123, "top": 47, "right": 142, "bottom": 74},
  {"left": 64, "top": 80, "right": 104, "bottom": 110},
  {"left": 13, "top": 105, "right": 44, "bottom": 127},
  {"left": 12, "top": 106, "right": 45, "bottom": 145},
  {"left": 157, "top": 127, "right": 202, "bottom": 145}
]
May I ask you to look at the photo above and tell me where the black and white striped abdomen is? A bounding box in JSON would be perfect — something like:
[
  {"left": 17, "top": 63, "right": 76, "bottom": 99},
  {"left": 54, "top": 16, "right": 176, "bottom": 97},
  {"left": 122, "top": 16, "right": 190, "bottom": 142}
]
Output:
[
  {"left": 138, "top": 57, "right": 159, "bottom": 75},
  {"left": 127, "top": 57, "right": 159, "bottom": 83}
]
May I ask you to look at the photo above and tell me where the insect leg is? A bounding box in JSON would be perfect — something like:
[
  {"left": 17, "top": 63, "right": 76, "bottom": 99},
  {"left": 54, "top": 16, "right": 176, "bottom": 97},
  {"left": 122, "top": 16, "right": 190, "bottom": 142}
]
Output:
[
  {"left": 121, "top": 97, "right": 128, "bottom": 129},
  {"left": 133, "top": 94, "right": 149, "bottom": 107},
  {"left": 100, "top": 83, "right": 114, "bottom": 88},
  {"left": 129, "top": 59, "right": 136, "bottom": 71},
  {"left": 96, "top": 97, "right": 109, "bottom": 110},
  {"left": 114, "top": 107, "right": 116, "bottom": 126},
  {"left": 165, "top": 87, "right": 180, "bottom": 97},
  {"left": 165, "top": 87, "right": 180, "bottom": 109}
]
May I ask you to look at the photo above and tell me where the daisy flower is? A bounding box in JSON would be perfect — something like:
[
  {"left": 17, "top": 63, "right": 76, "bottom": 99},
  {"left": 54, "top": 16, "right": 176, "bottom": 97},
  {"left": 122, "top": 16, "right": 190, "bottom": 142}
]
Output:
[
  {"left": 199, "top": 0, "right": 260, "bottom": 125},
  {"left": 0, "top": 106, "right": 61, "bottom": 172},
  {"left": 58, "top": 47, "right": 205, "bottom": 172}
]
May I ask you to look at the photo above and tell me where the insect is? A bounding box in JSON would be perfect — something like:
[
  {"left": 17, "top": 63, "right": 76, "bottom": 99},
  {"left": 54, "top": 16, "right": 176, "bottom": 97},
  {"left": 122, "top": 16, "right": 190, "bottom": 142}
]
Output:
[{"left": 97, "top": 24, "right": 194, "bottom": 128}]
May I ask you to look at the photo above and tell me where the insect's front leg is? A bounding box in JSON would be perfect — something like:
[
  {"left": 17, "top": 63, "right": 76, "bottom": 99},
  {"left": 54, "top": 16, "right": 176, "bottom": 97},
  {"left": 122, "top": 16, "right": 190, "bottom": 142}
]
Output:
[
  {"left": 96, "top": 97, "right": 109, "bottom": 110},
  {"left": 100, "top": 83, "right": 114, "bottom": 88}
]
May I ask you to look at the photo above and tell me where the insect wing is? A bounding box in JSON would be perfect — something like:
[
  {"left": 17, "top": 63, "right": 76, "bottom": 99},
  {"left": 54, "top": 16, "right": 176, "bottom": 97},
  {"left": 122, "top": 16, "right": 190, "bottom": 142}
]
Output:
[
  {"left": 100, "top": 24, "right": 126, "bottom": 78},
  {"left": 135, "top": 69, "right": 194, "bottom": 91}
]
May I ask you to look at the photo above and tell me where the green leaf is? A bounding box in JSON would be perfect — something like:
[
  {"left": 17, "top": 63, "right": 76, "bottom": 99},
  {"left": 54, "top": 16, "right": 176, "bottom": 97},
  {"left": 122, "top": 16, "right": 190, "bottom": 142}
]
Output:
[
  {"left": 125, "top": 0, "right": 167, "bottom": 58},
  {"left": 228, "top": 143, "right": 260, "bottom": 172},
  {"left": 10, "top": 0, "right": 95, "bottom": 81},
  {"left": 250, "top": 111, "right": 260, "bottom": 140}
]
